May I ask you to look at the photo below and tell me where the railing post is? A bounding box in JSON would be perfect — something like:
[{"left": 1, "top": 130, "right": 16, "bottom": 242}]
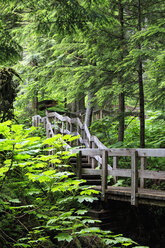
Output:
[
  {"left": 46, "top": 112, "right": 49, "bottom": 138},
  {"left": 77, "top": 122, "right": 80, "bottom": 146},
  {"left": 131, "top": 150, "right": 138, "bottom": 206},
  {"left": 91, "top": 141, "right": 97, "bottom": 169},
  {"left": 54, "top": 117, "right": 57, "bottom": 134},
  {"left": 81, "top": 126, "right": 85, "bottom": 141},
  {"left": 43, "top": 117, "right": 47, "bottom": 129},
  {"left": 101, "top": 150, "right": 108, "bottom": 201},
  {"left": 113, "top": 156, "right": 118, "bottom": 183},
  {"left": 70, "top": 121, "right": 74, "bottom": 146},
  {"left": 37, "top": 116, "right": 40, "bottom": 127},
  {"left": 61, "top": 121, "right": 64, "bottom": 134},
  {"left": 140, "top": 157, "right": 146, "bottom": 188},
  {"left": 66, "top": 121, "right": 69, "bottom": 132},
  {"left": 32, "top": 116, "right": 35, "bottom": 127},
  {"left": 70, "top": 120, "right": 73, "bottom": 133},
  {"left": 77, "top": 151, "right": 82, "bottom": 179},
  {"left": 87, "top": 140, "right": 92, "bottom": 164}
]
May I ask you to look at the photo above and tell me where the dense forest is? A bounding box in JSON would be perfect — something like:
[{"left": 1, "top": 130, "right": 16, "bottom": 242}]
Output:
[{"left": 0, "top": 0, "right": 164, "bottom": 247}]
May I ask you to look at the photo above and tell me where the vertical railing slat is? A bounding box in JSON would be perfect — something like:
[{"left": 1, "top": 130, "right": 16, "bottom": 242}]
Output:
[
  {"left": 101, "top": 150, "right": 108, "bottom": 201},
  {"left": 140, "top": 157, "right": 146, "bottom": 188},
  {"left": 77, "top": 151, "right": 82, "bottom": 179},
  {"left": 131, "top": 150, "right": 138, "bottom": 206},
  {"left": 113, "top": 156, "right": 118, "bottom": 183}
]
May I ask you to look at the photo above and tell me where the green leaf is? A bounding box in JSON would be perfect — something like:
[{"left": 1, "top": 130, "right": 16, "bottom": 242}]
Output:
[
  {"left": 77, "top": 195, "right": 98, "bottom": 203},
  {"left": 9, "top": 198, "right": 21, "bottom": 203},
  {"left": 76, "top": 209, "right": 88, "bottom": 215},
  {"left": 55, "top": 233, "right": 73, "bottom": 242},
  {"left": 78, "top": 227, "right": 100, "bottom": 234},
  {"left": 14, "top": 244, "right": 30, "bottom": 247}
]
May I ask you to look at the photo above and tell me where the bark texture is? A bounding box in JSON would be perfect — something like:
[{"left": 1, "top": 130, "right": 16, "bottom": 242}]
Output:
[
  {"left": 138, "top": 0, "right": 145, "bottom": 148},
  {"left": 85, "top": 90, "right": 94, "bottom": 127}
]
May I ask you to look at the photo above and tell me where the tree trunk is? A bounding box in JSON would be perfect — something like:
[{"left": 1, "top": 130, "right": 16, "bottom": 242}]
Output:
[
  {"left": 85, "top": 90, "right": 94, "bottom": 127},
  {"left": 32, "top": 96, "right": 38, "bottom": 115},
  {"left": 138, "top": 0, "right": 145, "bottom": 148},
  {"left": 76, "top": 93, "right": 85, "bottom": 114},
  {"left": 118, "top": 0, "right": 125, "bottom": 142},
  {"left": 118, "top": 92, "right": 125, "bottom": 142}
]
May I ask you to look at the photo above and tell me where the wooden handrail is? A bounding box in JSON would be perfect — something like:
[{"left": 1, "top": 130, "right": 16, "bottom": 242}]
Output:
[{"left": 32, "top": 112, "right": 165, "bottom": 206}]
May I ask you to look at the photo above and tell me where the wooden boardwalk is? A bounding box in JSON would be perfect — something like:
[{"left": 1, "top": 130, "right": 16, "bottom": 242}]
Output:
[
  {"left": 95, "top": 186, "right": 165, "bottom": 207},
  {"left": 32, "top": 111, "right": 165, "bottom": 207}
]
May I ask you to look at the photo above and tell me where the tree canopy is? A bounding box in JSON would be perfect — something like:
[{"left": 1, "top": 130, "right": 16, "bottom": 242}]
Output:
[{"left": 0, "top": 0, "right": 165, "bottom": 143}]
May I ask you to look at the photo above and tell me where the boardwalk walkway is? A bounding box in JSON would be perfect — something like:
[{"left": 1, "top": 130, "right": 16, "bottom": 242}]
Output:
[{"left": 32, "top": 111, "right": 165, "bottom": 207}]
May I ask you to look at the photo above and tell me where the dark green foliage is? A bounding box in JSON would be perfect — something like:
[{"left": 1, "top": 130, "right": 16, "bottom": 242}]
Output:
[
  {"left": 0, "top": 122, "right": 139, "bottom": 248},
  {"left": 0, "top": 68, "right": 21, "bottom": 122}
]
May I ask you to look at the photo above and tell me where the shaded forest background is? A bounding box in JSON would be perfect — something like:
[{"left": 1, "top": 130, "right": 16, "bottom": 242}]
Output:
[{"left": 0, "top": 0, "right": 165, "bottom": 149}]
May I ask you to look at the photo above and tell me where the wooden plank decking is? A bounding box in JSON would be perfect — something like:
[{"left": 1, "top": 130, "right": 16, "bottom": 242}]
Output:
[{"left": 94, "top": 186, "right": 165, "bottom": 206}]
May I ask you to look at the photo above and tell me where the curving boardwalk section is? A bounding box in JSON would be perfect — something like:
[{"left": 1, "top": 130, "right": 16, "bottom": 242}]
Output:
[{"left": 32, "top": 111, "right": 165, "bottom": 207}]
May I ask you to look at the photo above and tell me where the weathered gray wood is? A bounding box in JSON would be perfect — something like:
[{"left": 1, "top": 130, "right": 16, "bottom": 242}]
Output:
[
  {"left": 77, "top": 151, "right": 82, "bottom": 179},
  {"left": 113, "top": 156, "right": 118, "bottom": 182},
  {"left": 101, "top": 150, "right": 108, "bottom": 201},
  {"left": 82, "top": 168, "right": 101, "bottom": 175},
  {"left": 88, "top": 140, "right": 92, "bottom": 164},
  {"left": 84, "top": 124, "right": 91, "bottom": 142},
  {"left": 108, "top": 149, "right": 133, "bottom": 157},
  {"left": 137, "top": 149, "right": 165, "bottom": 157},
  {"left": 70, "top": 122, "right": 73, "bottom": 133},
  {"left": 66, "top": 121, "right": 69, "bottom": 132},
  {"left": 76, "top": 117, "right": 83, "bottom": 129},
  {"left": 32, "top": 115, "right": 42, "bottom": 127},
  {"left": 108, "top": 168, "right": 165, "bottom": 180},
  {"left": 110, "top": 169, "right": 131, "bottom": 177},
  {"left": 76, "top": 122, "right": 81, "bottom": 146},
  {"left": 94, "top": 155, "right": 102, "bottom": 167},
  {"left": 42, "top": 117, "right": 47, "bottom": 128},
  {"left": 72, "top": 148, "right": 103, "bottom": 156},
  {"left": 94, "top": 186, "right": 165, "bottom": 207},
  {"left": 131, "top": 151, "right": 138, "bottom": 206},
  {"left": 139, "top": 170, "right": 165, "bottom": 180},
  {"left": 81, "top": 126, "right": 85, "bottom": 141},
  {"left": 140, "top": 157, "right": 146, "bottom": 188},
  {"left": 93, "top": 136, "right": 107, "bottom": 149},
  {"left": 61, "top": 121, "right": 64, "bottom": 134},
  {"left": 92, "top": 141, "right": 97, "bottom": 169}
]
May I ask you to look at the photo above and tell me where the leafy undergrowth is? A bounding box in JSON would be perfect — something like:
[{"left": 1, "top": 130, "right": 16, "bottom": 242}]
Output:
[{"left": 0, "top": 122, "right": 148, "bottom": 248}]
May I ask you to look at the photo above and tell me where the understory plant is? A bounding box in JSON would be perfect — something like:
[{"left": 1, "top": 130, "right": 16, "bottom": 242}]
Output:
[{"left": 0, "top": 121, "right": 145, "bottom": 248}]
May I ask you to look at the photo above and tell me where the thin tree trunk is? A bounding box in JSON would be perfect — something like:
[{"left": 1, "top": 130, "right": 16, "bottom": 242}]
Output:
[
  {"left": 118, "top": 91, "right": 125, "bottom": 142},
  {"left": 76, "top": 93, "right": 85, "bottom": 114},
  {"left": 138, "top": 0, "right": 145, "bottom": 148},
  {"left": 32, "top": 96, "right": 38, "bottom": 115},
  {"left": 85, "top": 90, "right": 94, "bottom": 127},
  {"left": 118, "top": 0, "right": 125, "bottom": 142}
]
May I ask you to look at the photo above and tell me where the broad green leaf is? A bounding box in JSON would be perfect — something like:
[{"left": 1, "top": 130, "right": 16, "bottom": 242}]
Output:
[
  {"left": 55, "top": 233, "right": 73, "bottom": 242},
  {"left": 76, "top": 209, "right": 88, "bottom": 215},
  {"left": 9, "top": 198, "right": 21, "bottom": 203},
  {"left": 77, "top": 195, "right": 98, "bottom": 203}
]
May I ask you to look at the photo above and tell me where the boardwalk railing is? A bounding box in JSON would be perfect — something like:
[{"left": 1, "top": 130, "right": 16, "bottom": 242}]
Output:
[{"left": 32, "top": 111, "right": 165, "bottom": 206}]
